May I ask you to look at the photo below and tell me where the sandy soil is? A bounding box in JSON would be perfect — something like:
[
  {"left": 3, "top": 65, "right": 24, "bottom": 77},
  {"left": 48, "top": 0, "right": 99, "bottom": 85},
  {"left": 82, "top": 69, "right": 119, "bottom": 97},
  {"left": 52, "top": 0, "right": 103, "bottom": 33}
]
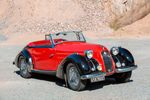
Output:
[{"left": 0, "top": 0, "right": 150, "bottom": 42}]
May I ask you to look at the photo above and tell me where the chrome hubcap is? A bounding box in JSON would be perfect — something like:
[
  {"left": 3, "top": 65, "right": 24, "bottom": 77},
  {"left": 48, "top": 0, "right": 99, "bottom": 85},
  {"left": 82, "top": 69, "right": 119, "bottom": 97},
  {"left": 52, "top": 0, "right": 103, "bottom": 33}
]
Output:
[{"left": 68, "top": 67, "right": 80, "bottom": 88}]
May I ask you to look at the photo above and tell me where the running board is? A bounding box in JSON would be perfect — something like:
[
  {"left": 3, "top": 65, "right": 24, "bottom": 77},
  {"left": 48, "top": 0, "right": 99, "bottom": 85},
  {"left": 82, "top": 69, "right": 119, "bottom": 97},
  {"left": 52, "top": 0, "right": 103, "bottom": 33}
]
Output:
[{"left": 32, "top": 69, "right": 56, "bottom": 76}]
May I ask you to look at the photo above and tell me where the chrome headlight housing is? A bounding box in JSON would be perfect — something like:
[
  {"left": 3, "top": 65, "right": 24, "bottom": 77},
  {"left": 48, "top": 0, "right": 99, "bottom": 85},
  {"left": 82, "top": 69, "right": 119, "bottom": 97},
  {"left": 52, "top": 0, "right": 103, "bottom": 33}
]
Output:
[
  {"left": 84, "top": 50, "right": 93, "bottom": 59},
  {"left": 111, "top": 47, "right": 119, "bottom": 55}
]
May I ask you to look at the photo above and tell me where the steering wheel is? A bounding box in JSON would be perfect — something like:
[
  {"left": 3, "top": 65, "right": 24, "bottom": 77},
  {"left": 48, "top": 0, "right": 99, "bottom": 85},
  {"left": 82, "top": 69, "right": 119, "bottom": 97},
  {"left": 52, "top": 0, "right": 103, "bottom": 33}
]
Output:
[{"left": 55, "top": 39, "right": 66, "bottom": 43}]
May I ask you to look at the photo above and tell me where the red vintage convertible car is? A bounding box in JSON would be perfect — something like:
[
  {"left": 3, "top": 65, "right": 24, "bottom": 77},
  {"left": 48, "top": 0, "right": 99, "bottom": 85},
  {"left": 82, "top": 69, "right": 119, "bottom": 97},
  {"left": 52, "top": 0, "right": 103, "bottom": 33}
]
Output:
[{"left": 13, "top": 31, "right": 137, "bottom": 91}]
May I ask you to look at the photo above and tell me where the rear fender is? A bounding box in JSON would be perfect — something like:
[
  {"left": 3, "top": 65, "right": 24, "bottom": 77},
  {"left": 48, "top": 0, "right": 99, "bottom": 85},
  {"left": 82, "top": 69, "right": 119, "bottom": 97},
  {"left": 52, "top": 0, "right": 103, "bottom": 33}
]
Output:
[{"left": 14, "top": 48, "right": 33, "bottom": 69}]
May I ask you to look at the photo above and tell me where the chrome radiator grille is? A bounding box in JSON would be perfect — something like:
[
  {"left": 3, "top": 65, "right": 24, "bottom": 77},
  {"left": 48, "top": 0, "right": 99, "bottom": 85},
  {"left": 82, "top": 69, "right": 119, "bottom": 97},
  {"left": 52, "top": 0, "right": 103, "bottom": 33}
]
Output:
[{"left": 101, "top": 51, "right": 113, "bottom": 72}]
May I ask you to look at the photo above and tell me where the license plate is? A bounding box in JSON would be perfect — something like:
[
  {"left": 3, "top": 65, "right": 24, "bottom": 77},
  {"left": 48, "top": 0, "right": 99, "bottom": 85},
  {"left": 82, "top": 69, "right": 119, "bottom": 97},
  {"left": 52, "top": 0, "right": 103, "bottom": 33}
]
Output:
[{"left": 90, "top": 75, "right": 105, "bottom": 83}]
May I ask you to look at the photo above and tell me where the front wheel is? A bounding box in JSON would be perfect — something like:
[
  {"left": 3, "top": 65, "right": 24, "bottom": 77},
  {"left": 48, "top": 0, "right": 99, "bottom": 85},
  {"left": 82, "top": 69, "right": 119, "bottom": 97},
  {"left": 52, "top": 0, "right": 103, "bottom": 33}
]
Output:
[
  {"left": 66, "top": 63, "right": 87, "bottom": 91},
  {"left": 114, "top": 71, "right": 132, "bottom": 83}
]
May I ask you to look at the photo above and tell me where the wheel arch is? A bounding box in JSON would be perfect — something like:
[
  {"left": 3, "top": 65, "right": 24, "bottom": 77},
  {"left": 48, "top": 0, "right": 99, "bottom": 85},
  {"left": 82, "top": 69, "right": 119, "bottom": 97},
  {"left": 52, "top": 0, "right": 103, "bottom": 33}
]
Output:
[
  {"left": 15, "top": 49, "right": 32, "bottom": 68},
  {"left": 56, "top": 54, "right": 91, "bottom": 79}
]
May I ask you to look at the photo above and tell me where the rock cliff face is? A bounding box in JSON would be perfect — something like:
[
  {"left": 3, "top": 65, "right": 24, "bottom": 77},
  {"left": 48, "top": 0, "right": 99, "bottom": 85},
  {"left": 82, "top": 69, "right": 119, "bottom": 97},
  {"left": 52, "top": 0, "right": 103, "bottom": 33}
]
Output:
[
  {"left": 110, "top": 0, "right": 150, "bottom": 29},
  {"left": 0, "top": 0, "right": 150, "bottom": 36}
]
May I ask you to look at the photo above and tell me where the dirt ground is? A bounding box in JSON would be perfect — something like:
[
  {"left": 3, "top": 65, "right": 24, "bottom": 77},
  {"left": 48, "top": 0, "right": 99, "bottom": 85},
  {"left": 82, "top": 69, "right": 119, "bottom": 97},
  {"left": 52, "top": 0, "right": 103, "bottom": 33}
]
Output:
[{"left": 0, "top": 38, "right": 150, "bottom": 100}]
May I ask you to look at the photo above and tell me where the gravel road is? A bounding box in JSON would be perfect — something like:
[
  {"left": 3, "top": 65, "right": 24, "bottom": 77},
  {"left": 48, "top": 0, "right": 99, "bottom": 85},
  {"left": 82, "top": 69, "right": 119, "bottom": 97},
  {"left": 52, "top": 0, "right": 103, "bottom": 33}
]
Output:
[{"left": 0, "top": 39, "right": 150, "bottom": 100}]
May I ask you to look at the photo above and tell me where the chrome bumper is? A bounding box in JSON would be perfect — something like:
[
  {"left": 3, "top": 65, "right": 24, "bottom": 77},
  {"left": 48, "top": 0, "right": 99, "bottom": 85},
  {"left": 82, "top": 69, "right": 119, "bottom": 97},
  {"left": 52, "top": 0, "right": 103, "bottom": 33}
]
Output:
[
  {"left": 80, "top": 72, "right": 106, "bottom": 80},
  {"left": 116, "top": 65, "right": 137, "bottom": 73}
]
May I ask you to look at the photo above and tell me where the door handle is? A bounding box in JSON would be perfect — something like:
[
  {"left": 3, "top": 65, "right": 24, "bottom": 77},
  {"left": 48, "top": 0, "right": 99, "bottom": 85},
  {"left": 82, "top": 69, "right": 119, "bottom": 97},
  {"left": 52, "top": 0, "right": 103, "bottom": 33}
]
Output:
[{"left": 49, "top": 54, "right": 54, "bottom": 58}]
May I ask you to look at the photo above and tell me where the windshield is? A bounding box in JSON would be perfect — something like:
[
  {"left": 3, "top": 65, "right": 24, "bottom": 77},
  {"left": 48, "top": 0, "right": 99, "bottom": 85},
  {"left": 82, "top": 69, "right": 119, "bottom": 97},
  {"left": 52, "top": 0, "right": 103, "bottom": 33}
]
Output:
[{"left": 51, "top": 31, "right": 86, "bottom": 44}]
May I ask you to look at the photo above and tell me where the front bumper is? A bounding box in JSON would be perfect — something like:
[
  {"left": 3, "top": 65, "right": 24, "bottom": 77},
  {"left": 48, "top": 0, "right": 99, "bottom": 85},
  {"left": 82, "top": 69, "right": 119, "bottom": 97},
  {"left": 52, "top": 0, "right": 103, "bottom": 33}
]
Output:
[
  {"left": 80, "top": 72, "right": 106, "bottom": 80},
  {"left": 116, "top": 65, "right": 137, "bottom": 73}
]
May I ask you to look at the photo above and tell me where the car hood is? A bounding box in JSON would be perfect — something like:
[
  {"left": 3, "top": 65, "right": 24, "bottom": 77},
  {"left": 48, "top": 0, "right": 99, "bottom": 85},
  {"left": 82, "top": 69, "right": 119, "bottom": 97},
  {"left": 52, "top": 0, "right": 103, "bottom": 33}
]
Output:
[{"left": 55, "top": 42, "right": 107, "bottom": 54}]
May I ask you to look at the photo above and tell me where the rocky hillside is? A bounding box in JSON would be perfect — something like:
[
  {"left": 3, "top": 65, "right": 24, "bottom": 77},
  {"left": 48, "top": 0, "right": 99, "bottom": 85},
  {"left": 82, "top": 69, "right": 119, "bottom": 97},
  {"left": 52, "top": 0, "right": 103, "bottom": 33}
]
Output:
[{"left": 0, "top": 0, "right": 150, "bottom": 38}]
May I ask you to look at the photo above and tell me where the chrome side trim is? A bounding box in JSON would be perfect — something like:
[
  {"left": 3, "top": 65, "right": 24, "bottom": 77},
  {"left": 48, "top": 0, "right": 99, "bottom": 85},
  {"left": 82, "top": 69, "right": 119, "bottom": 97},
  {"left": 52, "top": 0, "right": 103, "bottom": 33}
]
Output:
[
  {"left": 28, "top": 57, "right": 33, "bottom": 72},
  {"left": 80, "top": 72, "right": 106, "bottom": 80},
  {"left": 116, "top": 65, "right": 137, "bottom": 73}
]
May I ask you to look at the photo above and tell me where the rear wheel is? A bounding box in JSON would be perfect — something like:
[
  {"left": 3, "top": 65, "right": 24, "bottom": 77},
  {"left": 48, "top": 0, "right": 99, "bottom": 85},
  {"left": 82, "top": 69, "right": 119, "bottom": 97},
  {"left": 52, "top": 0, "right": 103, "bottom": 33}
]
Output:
[
  {"left": 66, "top": 63, "right": 87, "bottom": 91},
  {"left": 114, "top": 71, "right": 132, "bottom": 83},
  {"left": 19, "top": 56, "right": 32, "bottom": 78}
]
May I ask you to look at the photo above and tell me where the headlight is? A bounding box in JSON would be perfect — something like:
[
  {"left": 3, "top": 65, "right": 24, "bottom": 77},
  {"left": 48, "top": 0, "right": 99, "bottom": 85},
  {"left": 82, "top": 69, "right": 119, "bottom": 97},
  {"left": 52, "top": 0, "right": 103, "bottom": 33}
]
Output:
[
  {"left": 111, "top": 47, "right": 119, "bottom": 55},
  {"left": 84, "top": 50, "right": 93, "bottom": 59}
]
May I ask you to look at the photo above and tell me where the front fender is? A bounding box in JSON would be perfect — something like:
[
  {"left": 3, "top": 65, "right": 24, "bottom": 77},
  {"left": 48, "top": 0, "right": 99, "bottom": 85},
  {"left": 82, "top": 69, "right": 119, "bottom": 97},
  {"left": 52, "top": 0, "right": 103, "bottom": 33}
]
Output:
[
  {"left": 111, "top": 47, "right": 137, "bottom": 72},
  {"left": 111, "top": 47, "right": 135, "bottom": 66},
  {"left": 119, "top": 47, "right": 134, "bottom": 64},
  {"left": 56, "top": 54, "right": 98, "bottom": 79}
]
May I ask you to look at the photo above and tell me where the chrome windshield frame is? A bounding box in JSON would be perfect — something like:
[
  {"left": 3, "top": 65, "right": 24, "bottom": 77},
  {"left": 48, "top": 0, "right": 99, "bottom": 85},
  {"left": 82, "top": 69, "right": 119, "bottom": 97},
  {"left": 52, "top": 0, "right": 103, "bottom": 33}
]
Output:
[{"left": 48, "top": 31, "right": 86, "bottom": 46}]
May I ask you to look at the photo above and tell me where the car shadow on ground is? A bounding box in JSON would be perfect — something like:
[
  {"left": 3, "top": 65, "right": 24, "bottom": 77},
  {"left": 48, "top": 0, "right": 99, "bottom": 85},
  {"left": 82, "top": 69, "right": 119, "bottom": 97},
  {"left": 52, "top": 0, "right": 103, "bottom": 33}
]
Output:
[
  {"left": 85, "top": 78, "right": 133, "bottom": 91},
  {"left": 15, "top": 70, "right": 66, "bottom": 87},
  {"left": 15, "top": 70, "right": 133, "bottom": 91}
]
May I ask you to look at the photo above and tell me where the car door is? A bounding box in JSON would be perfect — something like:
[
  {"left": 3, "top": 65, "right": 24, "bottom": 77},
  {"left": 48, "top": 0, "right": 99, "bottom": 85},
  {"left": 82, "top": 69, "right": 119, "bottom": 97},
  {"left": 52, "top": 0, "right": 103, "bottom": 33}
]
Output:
[{"left": 30, "top": 45, "right": 57, "bottom": 71}]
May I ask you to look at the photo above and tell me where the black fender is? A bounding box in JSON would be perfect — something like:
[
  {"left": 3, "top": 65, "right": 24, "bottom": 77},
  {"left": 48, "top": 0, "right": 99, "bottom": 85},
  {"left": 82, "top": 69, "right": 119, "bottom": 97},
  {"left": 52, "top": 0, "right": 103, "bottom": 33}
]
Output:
[
  {"left": 111, "top": 47, "right": 135, "bottom": 67},
  {"left": 56, "top": 54, "right": 98, "bottom": 79},
  {"left": 14, "top": 48, "right": 32, "bottom": 68}
]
